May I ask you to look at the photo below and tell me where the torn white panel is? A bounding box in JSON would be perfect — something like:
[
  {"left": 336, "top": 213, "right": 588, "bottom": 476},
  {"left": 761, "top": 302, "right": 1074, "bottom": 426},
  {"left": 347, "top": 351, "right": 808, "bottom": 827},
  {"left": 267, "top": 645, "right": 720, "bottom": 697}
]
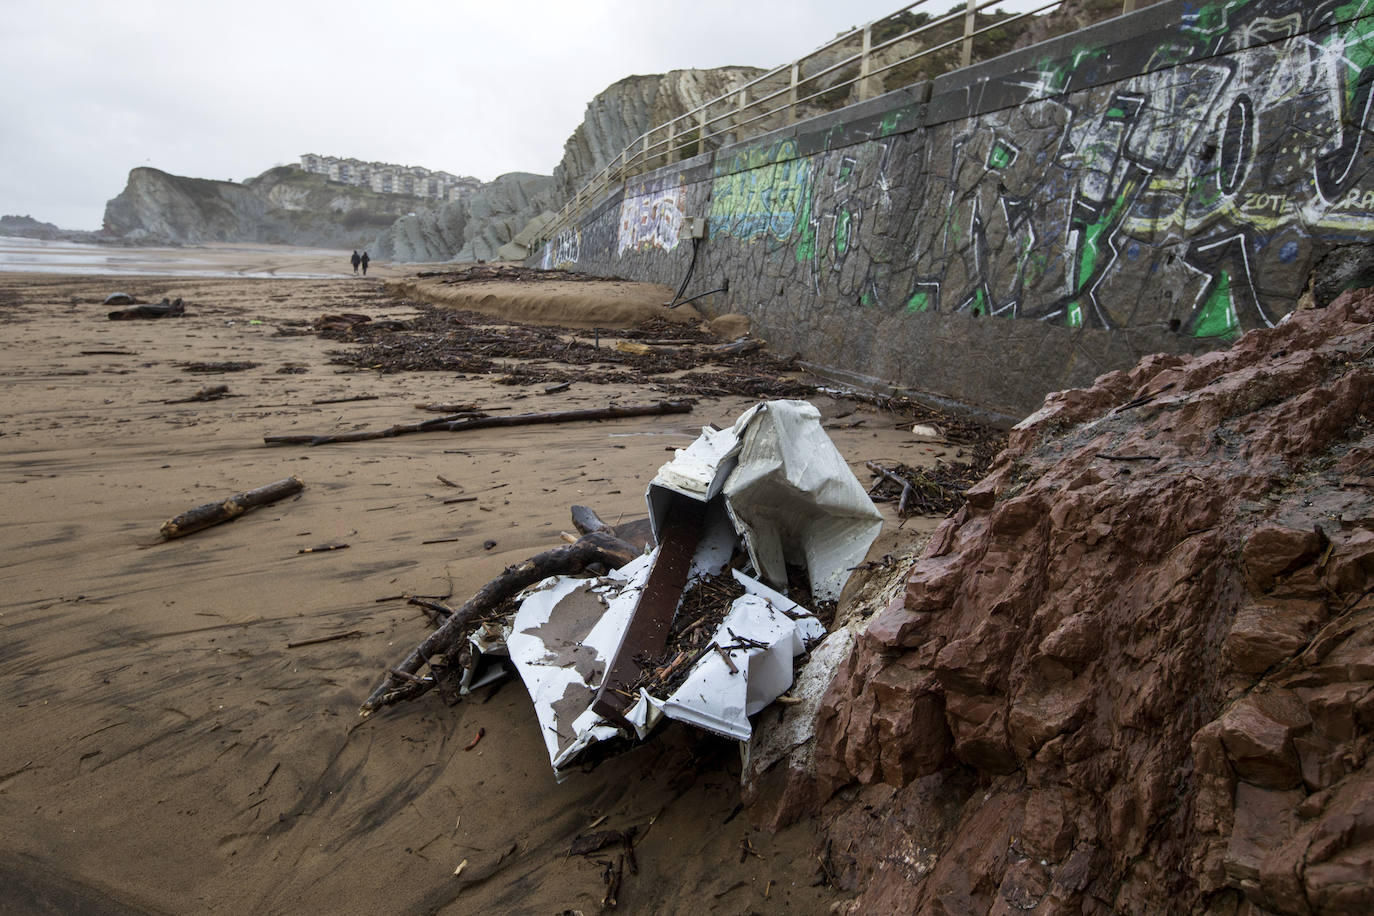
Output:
[
  {"left": 660, "top": 590, "right": 825, "bottom": 742},
  {"left": 507, "top": 554, "right": 653, "bottom": 770},
  {"left": 720, "top": 400, "right": 883, "bottom": 602},
  {"left": 648, "top": 419, "right": 748, "bottom": 507}
]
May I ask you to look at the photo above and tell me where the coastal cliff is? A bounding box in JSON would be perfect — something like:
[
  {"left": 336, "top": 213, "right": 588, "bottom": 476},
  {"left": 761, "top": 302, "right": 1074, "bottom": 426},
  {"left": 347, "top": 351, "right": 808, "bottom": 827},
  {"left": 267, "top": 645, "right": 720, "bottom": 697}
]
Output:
[
  {"left": 367, "top": 172, "right": 556, "bottom": 263},
  {"left": 551, "top": 67, "right": 764, "bottom": 203},
  {"left": 101, "top": 166, "right": 430, "bottom": 248}
]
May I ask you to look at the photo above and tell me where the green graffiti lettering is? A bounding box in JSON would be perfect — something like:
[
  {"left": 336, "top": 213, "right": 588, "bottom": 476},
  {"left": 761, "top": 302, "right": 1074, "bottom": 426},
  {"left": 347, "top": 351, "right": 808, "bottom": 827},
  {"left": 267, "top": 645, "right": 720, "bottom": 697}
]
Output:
[{"left": 1192, "top": 270, "right": 1241, "bottom": 339}]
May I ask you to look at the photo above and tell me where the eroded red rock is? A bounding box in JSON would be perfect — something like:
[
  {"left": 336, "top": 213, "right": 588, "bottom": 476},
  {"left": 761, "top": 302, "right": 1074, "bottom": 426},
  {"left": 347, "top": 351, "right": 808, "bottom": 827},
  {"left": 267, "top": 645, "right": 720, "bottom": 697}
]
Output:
[{"left": 796, "top": 293, "right": 1374, "bottom": 913}]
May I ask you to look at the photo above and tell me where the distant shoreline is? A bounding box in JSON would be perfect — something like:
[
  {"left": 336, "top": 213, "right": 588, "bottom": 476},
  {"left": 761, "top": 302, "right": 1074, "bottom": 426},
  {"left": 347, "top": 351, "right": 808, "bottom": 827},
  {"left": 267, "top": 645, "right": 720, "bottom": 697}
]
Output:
[{"left": 0, "top": 238, "right": 370, "bottom": 279}]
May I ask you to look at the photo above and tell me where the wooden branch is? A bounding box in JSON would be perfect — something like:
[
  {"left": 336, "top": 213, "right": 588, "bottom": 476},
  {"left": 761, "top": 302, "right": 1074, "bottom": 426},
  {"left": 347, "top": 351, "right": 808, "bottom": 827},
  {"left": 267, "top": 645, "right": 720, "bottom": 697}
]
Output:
[
  {"left": 866, "top": 461, "right": 913, "bottom": 516},
  {"left": 262, "top": 412, "right": 486, "bottom": 445},
  {"left": 358, "top": 528, "right": 639, "bottom": 715},
  {"left": 570, "top": 504, "right": 614, "bottom": 535},
  {"left": 159, "top": 476, "right": 304, "bottom": 539},
  {"left": 267, "top": 400, "right": 694, "bottom": 447}
]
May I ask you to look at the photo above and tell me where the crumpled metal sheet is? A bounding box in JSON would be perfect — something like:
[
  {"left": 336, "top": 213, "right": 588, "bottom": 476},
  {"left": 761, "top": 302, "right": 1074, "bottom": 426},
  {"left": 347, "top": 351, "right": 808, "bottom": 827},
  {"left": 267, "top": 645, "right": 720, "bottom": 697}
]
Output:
[
  {"left": 719, "top": 400, "right": 884, "bottom": 602},
  {"left": 649, "top": 399, "right": 883, "bottom": 603},
  {"left": 505, "top": 399, "right": 883, "bottom": 774}
]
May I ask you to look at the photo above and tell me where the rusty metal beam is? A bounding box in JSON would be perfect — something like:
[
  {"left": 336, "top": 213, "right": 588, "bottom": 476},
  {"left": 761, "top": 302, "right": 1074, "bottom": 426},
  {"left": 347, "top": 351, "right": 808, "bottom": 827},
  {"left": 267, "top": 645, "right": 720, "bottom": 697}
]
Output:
[{"left": 591, "top": 496, "right": 705, "bottom": 728}]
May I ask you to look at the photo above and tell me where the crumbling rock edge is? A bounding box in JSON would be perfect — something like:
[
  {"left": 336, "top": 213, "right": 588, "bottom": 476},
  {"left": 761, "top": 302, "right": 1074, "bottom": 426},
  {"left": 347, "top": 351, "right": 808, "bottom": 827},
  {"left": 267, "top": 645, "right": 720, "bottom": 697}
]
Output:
[{"left": 757, "top": 294, "right": 1374, "bottom": 914}]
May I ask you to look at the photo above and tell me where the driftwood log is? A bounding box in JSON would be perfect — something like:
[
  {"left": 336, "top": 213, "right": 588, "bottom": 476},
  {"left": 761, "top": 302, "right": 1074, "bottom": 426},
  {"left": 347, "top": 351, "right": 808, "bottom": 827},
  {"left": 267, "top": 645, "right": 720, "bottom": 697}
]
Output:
[
  {"left": 359, "top": 527, "right": 639, "bottom": 715},
  {"left": 266, "top": 400, "right": 694, "bottom": 447},
  {"left": 108, "top": 297, "right": 185, "bottom": 320},
  {"left": 159, "top": 476, "right": 304, "bottom": 539}
]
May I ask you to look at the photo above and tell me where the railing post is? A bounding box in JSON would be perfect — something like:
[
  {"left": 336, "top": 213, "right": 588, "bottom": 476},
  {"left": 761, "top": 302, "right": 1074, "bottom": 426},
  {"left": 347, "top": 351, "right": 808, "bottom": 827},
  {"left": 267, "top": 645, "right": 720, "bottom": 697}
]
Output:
[
  {"left": 735, "top": 88, "right": 748, "bottom": 139},
  {"left": 666, "top": 120, "right": 677, "bottom": 164},
  {"left": 788, "top": 63, "right": 800, "bottom": 124},
  {"left": 698, "top": 107, "right": 708, "bottom": 152},
  {"left": 961, "top": 0, "right": 976, "bottom": 68},
  {"left": 859, "top": 25, "right": 873, "bottom": 101},
  {"left": 1122, "top": 0, "right": 1136, "bottom": 11}
]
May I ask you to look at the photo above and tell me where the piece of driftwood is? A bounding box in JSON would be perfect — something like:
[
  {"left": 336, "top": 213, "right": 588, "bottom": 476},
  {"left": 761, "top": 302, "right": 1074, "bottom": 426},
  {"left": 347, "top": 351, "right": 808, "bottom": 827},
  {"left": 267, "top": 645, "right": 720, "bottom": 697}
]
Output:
[
  {"left": 165, "top": 384, "right": 231, "bottom": 404},
  {"left": 866, "top": 461, "right": 913, "bottom": 516},
  {"left": 262, "top": 411, "right": 488, "bottom": 445},
  {"left": 359, "top": 527, "right": 639, "bottom": 715},
  {"left": 571, "top": 504, "right": 655, "bottom": 554},
  {"left": 109, "top": 297, "right": 184, "bottom": 320},
  {"left": 414, "top": 402, "right": 479, "bottom": 413},
  {"left": 704, "top": 337, "right": 763, "bottom": 360},
  {"left": 287, "top": 630, "right": 364, "bottom": 649},
  {"left": 159, "top": 476, "right": 304, "bottom": 539},
  {"left": 267, "top": 400, "right": 694, "bottom": 447}
]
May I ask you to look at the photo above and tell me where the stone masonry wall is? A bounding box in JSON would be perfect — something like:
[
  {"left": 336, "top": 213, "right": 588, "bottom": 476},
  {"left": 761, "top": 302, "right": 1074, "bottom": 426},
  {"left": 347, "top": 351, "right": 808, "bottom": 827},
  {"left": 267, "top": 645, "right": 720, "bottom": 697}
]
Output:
[{"left": 537, "top": 0, "right": 1374, "bottom": 418}]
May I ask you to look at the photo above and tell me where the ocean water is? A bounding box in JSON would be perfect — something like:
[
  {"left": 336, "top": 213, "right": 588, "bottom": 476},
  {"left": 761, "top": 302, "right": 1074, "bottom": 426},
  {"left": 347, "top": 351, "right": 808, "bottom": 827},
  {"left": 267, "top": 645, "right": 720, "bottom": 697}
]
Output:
[{"left": 0, "top": 236, "right": 341, "bottom": 278}]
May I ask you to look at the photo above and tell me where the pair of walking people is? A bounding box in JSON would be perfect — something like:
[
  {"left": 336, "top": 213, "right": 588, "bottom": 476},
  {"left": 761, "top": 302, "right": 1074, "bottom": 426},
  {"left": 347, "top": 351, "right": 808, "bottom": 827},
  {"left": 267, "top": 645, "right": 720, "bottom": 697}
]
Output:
[{"left": 350, "top": 250, "right": 370, "bottom": 275}]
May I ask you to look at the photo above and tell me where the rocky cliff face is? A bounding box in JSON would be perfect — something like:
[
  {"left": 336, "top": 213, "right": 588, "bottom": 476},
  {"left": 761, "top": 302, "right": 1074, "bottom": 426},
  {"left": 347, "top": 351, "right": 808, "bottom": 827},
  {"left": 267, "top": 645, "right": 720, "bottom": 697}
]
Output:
[
  {"left": 103, "top": 168, "right": 271, "bottom": 244},
  {"left": 101, "top": 166, "right": 429, "bottom": 248},
  {"left": 368, "top": 172, "right": 556, "bottom": 263},
  {"left": 772, "top": 295, "right": 1373, "bottom": 913},
  {"left": 551, "top": 67, "right": 764, "bottom": 203}
]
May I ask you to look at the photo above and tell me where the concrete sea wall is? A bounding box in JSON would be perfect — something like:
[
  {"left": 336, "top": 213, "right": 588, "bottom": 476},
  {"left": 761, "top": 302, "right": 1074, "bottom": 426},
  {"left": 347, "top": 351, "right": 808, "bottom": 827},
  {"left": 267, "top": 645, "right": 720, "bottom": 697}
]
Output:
[{"left": 538, "top": 0, "right": 1374, "bottom": 418}]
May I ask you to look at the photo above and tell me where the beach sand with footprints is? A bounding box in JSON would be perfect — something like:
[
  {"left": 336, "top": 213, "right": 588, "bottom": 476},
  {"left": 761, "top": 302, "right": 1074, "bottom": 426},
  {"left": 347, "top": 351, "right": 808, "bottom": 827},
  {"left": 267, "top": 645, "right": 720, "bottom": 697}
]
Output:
[{"left": 0, "top": 246, "right": 983, "bottom": 914}]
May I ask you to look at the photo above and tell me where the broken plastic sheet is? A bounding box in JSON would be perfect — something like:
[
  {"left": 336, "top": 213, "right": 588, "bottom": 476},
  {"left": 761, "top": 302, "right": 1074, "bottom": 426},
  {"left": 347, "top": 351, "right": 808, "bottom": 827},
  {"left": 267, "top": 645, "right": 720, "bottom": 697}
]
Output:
[
  {"left": 508, "top": 556, "right": 826, "bottom": 772},
  {"left": 649, "top": 399, "right": 883, "bottom": 603},
  {"left": 505, "top": 553, "right": 653, "bottom": 773},
  {"left": 634, "top": 570, "right": 825, "bottom": 742},
  {"left": 506, "top": 399, "right": 882, "bottom": 774}
]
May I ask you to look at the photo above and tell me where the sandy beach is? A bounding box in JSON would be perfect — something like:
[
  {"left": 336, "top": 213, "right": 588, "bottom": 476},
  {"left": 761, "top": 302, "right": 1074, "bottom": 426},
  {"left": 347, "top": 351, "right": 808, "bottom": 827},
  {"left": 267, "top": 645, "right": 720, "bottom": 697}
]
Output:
[{"left": 0, "top": 246, "right": 966, "bottom": 914}]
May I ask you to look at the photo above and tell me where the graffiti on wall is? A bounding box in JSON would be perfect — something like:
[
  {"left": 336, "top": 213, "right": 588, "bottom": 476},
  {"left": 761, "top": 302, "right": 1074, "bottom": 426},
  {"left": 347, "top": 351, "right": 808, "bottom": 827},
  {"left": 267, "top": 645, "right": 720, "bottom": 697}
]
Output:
[
  {"left": 696, "top": 0, "right": 1374, "bottom": 339},
  {"left": 540, "top": 228, "right": 581, "bottom": 270},
  {"left": 795, "top": 140, "right": 907, "bottom": 305},
  {"left": 920, "top": 0, "right": 1374, "bottom": 337},
  {"left": 708, "top": 140, "right": 815, "bottom": 243},
  {"left": 617, "top": 176, "right": 687, "bottom": 255}
]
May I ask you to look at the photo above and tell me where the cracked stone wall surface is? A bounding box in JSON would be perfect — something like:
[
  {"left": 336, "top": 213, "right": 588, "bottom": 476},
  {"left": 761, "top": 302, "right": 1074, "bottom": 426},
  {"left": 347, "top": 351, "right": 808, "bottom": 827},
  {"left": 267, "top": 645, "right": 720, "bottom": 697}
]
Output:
[{"left": 537, "top": 0, "right": 1374, "bottom": 417}]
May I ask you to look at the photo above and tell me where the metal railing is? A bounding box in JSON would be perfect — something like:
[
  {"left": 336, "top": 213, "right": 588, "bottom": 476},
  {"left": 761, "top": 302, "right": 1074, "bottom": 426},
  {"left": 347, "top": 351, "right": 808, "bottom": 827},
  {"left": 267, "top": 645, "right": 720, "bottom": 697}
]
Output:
[{"left": 543, "top": 0, "right": 1081, "bottom": 240}]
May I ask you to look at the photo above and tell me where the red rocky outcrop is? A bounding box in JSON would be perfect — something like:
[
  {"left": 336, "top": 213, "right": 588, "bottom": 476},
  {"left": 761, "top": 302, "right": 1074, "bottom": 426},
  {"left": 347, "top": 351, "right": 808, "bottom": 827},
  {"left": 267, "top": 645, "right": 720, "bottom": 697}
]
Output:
[{"left": 811, "top": 294, "right": 1374, "bottom": 913}]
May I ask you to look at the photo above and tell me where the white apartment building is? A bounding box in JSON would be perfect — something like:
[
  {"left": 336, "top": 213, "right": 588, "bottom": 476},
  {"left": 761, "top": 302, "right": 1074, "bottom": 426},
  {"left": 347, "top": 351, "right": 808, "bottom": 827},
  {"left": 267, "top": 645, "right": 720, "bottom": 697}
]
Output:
[{"left": 300, "top": 155, "right": 480, "bottom": 201}]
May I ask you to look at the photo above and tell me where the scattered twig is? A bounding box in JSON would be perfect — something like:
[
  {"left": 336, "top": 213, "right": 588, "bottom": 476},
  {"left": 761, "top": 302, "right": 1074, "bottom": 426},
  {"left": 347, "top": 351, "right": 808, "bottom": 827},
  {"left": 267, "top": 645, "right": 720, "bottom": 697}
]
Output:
[
  {"left": 286, "top": 630, "right": 365, "bottom": 649},
  {"left": 866, "top": 460, "right": 913, "bottom": 515},
  {"left": 422, "top": 537, "right": 461, "bottom": 545},
  {"left": 297, "top": 542, "right": 349, "bottom": 554},
  {"left": 254, "top": 762, "right": 280, "bottom": 795},
  {"left": 603, "top": 855, "right": 624, "bottom": 908},
  {"left": 165, "top": 384, "right": 235, "bottom": 404},
  {"left": 436, "top": 474, "right": 462, "bottom": 488},
  {"left": 312, "top": 394, "right": 379, "bottom": 405},
  {"left": 415, "top": 402, "right": 479, "bottom": 413},
  {"left": 714, "top": 644, "right": 739, "bottom": 674},
  {"left": 443, "top": 496, "right": 477, "bottom": 505},
  {"left": 463, "top": 727, "right": 485, "bottom": 751},
  {"left": 266, "top": 400, "right": 694, "bottom": 447}
]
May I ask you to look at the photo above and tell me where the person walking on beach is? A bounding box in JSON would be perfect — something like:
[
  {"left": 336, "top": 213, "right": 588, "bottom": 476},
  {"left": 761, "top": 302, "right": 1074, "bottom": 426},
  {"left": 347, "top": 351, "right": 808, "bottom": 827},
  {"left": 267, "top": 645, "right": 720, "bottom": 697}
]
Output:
[
  {"left": 360, "top": 251, "right": 370, "bottom": 276},
  {"left": 350, "top": 250, "right": 361, "bottom": 275}
]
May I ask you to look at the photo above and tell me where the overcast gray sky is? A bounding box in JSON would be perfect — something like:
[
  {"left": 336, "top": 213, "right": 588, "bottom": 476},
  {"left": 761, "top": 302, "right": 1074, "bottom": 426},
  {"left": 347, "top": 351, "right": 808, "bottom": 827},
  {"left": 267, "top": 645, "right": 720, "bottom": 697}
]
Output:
[{"left": 3, "top": 0, "right": 1045, "bottom": 230}]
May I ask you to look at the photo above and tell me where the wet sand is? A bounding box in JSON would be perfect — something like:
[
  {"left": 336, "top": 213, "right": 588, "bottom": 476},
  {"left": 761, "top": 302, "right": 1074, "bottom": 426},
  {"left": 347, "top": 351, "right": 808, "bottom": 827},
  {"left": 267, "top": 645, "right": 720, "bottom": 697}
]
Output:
[{"left": 0, "top": 249, "right": 952, "bottom": 914}]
